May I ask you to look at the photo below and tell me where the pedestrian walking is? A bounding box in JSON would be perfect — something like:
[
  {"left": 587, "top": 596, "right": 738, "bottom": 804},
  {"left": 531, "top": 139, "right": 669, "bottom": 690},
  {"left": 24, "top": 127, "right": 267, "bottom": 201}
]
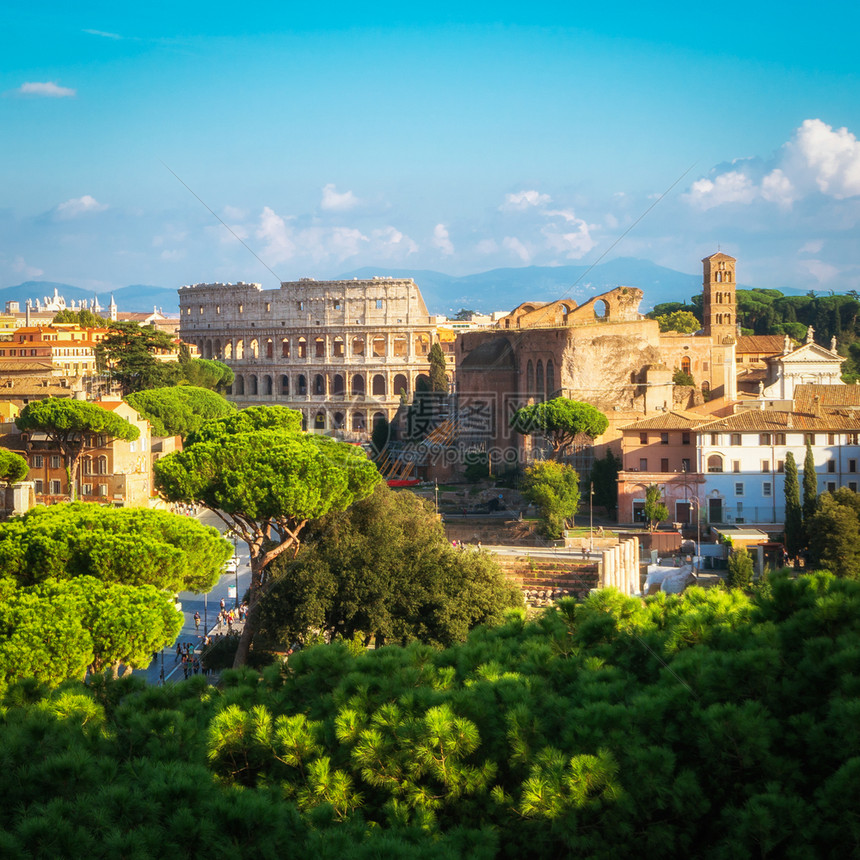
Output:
[
  {"left": 175, "top": 644, "right": 181, "bottom": 663},
  {"left": 220, "top": 598, "right": 226, "bottom": 612},
  {"left": 193, "top": 611, "right": 200, "bottom": 632}
]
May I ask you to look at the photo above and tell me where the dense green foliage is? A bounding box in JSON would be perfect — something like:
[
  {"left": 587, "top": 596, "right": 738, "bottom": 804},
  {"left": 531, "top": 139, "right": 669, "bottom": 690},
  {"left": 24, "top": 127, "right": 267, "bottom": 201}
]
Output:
[
  {"left": 53, "top": 308, "right": 110, "bottom": 327},
  {"left": 126, "top": 386, "right": 235, "bottom": 438},
  {"left": 95, "top": 322, "right": 179, "bottom": 394},
  {"left": 0, "top": 448, "right": 28, "bottom": 484},
  {"left": 181, "top": 356, "right": 235, "bottom": 390},
  {"left": 726, "top": 547, "right": 754, "bottom": 589},
  {"left": 654, "top": 309, "right": 700, "bottom": 333},
  {"left": 510, "top": 398, "right": 608, "bottom": 456},
  {"left": 428, "top": 342, "right": 448, "bottom": 393},
  {"left": 155, "top": 405, "right": 380, "bottom": 666},
  {"left": 3, "top": 573, "right": 860, "bottom": 856},
  {"left": 520, "top": 461, "right": 580, "bottom": 538},
  {"left": 671, "top": 368, "right": 696, "bottom": 387},
  {"left": 258, "top": 484, "right": 522, "bottom": 648},
  {"left": 15, "top": 397, "right": 140, "bottom": 500},
  {"left": 0, "top": 504, "right": 229, "bottom": 684},
  {"left": 643, "top": 484, "right": 669, "bottom": 532},
  {"left": 803, "top": 440, "right": 819, "bottom": 525},
  {"left": 807, "top": 488, "right": 860, "bottom": 578},
  {"left": 784, "top": 451, "right": 803, "bottom": 559},
  {"left": 590, "top": 449, "right": 620, "bottom": 515}
]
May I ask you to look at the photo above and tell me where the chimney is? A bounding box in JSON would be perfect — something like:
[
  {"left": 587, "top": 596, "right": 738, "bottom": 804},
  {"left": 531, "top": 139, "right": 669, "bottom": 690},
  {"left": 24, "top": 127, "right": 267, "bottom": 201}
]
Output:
[{"left": 813, "top": 395, "right": 821, "bottom": 418}]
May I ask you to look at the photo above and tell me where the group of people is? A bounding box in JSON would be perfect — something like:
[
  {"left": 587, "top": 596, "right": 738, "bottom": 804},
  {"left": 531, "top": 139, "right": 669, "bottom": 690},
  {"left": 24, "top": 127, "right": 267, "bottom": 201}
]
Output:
[
  {"left": 174, "top": 641, "right": 208, "bottom": 678},
  {"left": 171, "top": 502, "right": 199, "bottom": 517},
  {"left": 215, "top": 598, "right": 248, "bottom": 633}
]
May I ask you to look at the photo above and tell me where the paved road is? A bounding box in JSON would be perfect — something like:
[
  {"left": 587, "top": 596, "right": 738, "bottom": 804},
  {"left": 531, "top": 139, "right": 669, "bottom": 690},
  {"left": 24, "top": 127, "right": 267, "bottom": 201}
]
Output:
[{"left": 134, "top": 509, "right": 253, "bottom": 685}]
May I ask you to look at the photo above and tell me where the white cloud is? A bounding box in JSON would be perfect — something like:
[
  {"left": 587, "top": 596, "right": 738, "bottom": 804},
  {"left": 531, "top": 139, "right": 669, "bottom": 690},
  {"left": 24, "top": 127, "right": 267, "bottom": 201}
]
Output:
[
  {"left": 800, "top": 240, "right": 824, "bottom": 255},
  {"left": 760, "top": 168, "right": 796, "bottom": 208},
  {"left": 55, "top": 195, "right": 108, "bottom": 219},
  {"left": 12, "top": 256, "right": 43, "bottom": 278},
  {"left": 321, "top": 183, "right": 359, "bottom": 212},
  {"left": 502, "top": 236, "right": 531, "bottom": 263},
  {"left": 222, "top": 205, "right": 247, "bottom": 221},
  {"left": 802, "top": 259, "right": 840, "bottom": 283},
  {"left": 501, "top": 190, "right": 551, "bottom": 211},
  {"left": 432, "top": 223, "right": 454, "bottom": 255},
  {"left": 371, "top": 226, "right": 418, "bottom": 257},
  {"left": 686, "top": 171, "right": 758, "bottom": 210},
  {"left": 475, "top": 238, "right": 499, "bottom": 255},
  {"left": 83, "top": 29, "right": 122, "bottom": 39},
  {"left": 257, "top": 206, "right": 297, "bottom": 264},
  {"left": 791, "top": 118, "right": 860, "bottom": 199},
  {"left": 17, "top": 81, "right": 76, "bottom": 98}
]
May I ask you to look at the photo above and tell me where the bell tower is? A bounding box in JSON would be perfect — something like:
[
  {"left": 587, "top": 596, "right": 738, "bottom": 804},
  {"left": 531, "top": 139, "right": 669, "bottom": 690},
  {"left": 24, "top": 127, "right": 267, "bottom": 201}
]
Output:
[{"left": 703, "top": 252, "right": 737, "bottom": 343}]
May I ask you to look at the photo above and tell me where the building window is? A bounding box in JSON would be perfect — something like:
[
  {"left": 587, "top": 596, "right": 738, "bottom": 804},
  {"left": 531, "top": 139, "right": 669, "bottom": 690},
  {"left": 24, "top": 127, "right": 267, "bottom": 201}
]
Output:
[
  {"left": 50, "top": 455, "right": 61, "bottom": 470},
  {"left": 707, "top": 455, "right": 723, "bottom": 473},
  {"left": 777, "top": 460, "right": 785, "bottom": 473},
  {"left": 850, "top": 482, "right": 858, "bottom": 492},
  {"left": 775, "top": 433, "right": 786, "bottom": 445},
  {"left": 682, "top": 432, "right": 690, "bottom": 445},
  {"left": 198, "top": 306, "right": 204, "bottom": 315},
  {"left": 849, "top": 433, "right": 859, "bottom": 445},
  {"left": 735, "top": 483, "right": 744, "bottom": 496},
  {"left": 710, "top": 433, "right": 720, "bottom": 445},
  {"left": 32, "top": 454, "right": 43, "bottom": 468},
  {"left": 759, "top": 433, "right": 771, "bottom": 445},
  {"left": 83, "top": 483, "right": 92, "bottom": 496},
  {"left": 681, "top": 458, "right": 691, "bottom": 472},
  {"left": 660, "top": 458, "right": 669, "bottom": 472},
  {"left": 34, "top": 479, "right": 43, "bottom": 494},
  {"left": 639, "top": 432, "right": 647, "bottom": 444},
  {"left": 762, "top": 461, "right": 770, "bottom": 472},
  {"left": 660, "top": 433, "right": 669, "bottom": 445},
  {"left": 827, "top": 482, "right": 837, "bottom": 493},
  {"left": 376, "top": 299, "right": 383, "bottom": 309},
  {"left": 763, "top": 482, "right": 772, "bottom": 497},
  {"left": 216, "top": 305, "right": 220, "bottom": 315},
  {"left": 805, "top": 434, "right": 816, "bottom": 445},
  {"left": 639, "top": 458, "right": 648, "bottom": 471},
  {"left": 849, "top": 459, "right": 857, "bottom": 473},
  {"left": 827, "top": 460, "right": 836, "bottom": 473},
  {"left": 49, "top": 480, "right": 61, "bottom": 495},
  {"left": 266, "top": 302, "right": 271, "bottom": 312},
  {"left": 732, "top": 460, "right": 741, "bottom": 473},
  {"left": 731, "top": 433, "right": 741, "bottom": 446}
]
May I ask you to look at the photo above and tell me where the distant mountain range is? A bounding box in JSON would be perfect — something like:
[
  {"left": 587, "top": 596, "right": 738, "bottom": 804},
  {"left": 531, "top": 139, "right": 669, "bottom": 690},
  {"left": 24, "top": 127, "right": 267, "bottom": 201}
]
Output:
[{"left": 0, "top": 259, "right": 809, "bottom": 317}]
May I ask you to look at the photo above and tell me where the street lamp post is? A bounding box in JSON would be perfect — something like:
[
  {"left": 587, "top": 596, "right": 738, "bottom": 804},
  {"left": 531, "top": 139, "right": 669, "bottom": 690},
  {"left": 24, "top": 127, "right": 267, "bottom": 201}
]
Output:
[
  {"left": 589, "top": 484, "right": 594, "bottom": 553},
  {"left": 233, "top": 533, "right": 239, "bottom": 608}
]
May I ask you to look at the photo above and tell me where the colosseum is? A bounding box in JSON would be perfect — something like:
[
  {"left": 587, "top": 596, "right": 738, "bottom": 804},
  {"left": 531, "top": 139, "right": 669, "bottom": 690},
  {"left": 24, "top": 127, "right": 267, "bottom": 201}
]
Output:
[{"left": 178, "top": 277, "right": 441, "bottom": 436}]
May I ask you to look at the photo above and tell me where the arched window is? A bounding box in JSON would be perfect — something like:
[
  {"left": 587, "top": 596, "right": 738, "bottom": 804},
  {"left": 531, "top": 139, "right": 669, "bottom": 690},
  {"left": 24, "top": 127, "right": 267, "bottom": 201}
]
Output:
[
  {"left": 333, "top": 411, "right": 345, "bottom": 429},
  {"left": 297, "top": 374, "right": 307, "bottom": 395},
  {"left": 82, "top": 457, "right": 92, "bottom": 476},
  {"left": 98, "top": 456, "right": 108, "bottom": 476},
  {"left": 265, "top": 339, "right": 273, "bottom": 359},
  {"left": 314, "top": 374, "right": 326, "bottom": 395},
  {"left": 280, "top": 375, "right": 289, "bottom": 395},
  {"left": 250, "top": 375, "right": 259, "bottom": 395},
  {"left": 681, "top": 356, "right": 691, "bottom": 375},
  {"left": 235, "top": 340, "right": 244, "bottom": 360},
  {"left": 372, "top": 374, "right": 386, "bottom": 396},
  {"left": 333, "top": 336, "right": 345, "bottom": 358},
  {"left": 224, "top": 342, "right": 233, "bottom": 360},
  {"left": 315, "top": 337, "right": 325, "bottom": 359},
  {"left": 535, "top": 361, "right": 544, "bottom": 399},
  {"left": 314, "top": 411, "right": 326, "bottom": 430},
  {"left": 546, "top": 359, "right": 555, "bottom": 398},
  {"left": 250, "top": 339, "right": 259, "bottom": 359},
  {"left": 526, "top": 360, "right": 534, "bottom": 394},
  {"left": 352, "top": 336, "right": 364, "bottom": 356},
  {"left": 392, "top": 335, "right": 408, "bottom": 357},
  {"left": 352, "top": 412, "right": 366, "bottom": 432},
  {"left": 332, "top": 374, "right": 344, "bottom": 395},
  {"left": 707, "top": 454, "right": 724, "bottom": 473},
  {"left": 297, "top": 337, "right": 307, "bottom": 358},
  {"left": 235, "top": 375, "right": 245, "bottom": 395},
  {"left": 352, "top": 374, "right": 365, "bottom": 396},
  {"left": 393, "top": 374, "right": 408, "bottom": 396},
  {"left": 281, "top": 338, "right": 290, "bottom": 357},
  {"left": 264, "top": 375, "right": 273, "bottom": 396},
  {"left": 372, "top": 336, "right": 386, "bottom": 358}
]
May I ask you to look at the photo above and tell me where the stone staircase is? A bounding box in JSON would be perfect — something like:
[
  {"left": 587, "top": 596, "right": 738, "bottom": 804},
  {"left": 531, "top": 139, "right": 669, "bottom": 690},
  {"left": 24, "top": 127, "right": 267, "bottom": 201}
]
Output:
[{"left": 496, "top": 555, "right": 600, "bottom": 606}]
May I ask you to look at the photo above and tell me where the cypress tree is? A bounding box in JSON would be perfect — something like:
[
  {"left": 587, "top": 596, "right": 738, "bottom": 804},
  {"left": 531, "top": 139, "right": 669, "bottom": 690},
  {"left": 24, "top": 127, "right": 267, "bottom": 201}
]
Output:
[
  {"left": 428, "top": 343, "right": 448, "bottom": 393},
  {"left": 784, "top": 451, "right": 802, "bottom": 560},
  {"left": 803, "top": 440, "right": 819, "bottom": 523}
]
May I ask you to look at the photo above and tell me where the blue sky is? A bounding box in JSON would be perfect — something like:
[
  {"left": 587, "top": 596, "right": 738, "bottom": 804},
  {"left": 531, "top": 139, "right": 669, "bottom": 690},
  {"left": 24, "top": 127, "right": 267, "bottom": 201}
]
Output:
[{"left": 3, "top": 2, "right": 860, "bottom": 296}]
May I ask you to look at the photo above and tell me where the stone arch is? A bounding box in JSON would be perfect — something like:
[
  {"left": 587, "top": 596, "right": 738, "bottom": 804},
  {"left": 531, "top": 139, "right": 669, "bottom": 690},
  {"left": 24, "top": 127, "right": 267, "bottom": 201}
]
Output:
[
  {"left": 415, "top": 373, "right": 430, "bottom": 392},
  {"left": 546, "top": 359, "right": 555, "bottom": 397},
  {"left": 352, "top": 336, "right": 365, "bottom": 356},
  {"left": 392, "top": 335, "right": 408, "bottom": 358},
  {"left": 213, "top": 339, "right": 222, "bottom": 359},
  {"left": 250, "top": 375, "right": 259, "bottom": 395},
  {"left": 314, "top": 411, "right": 326, "bottom": 430},
  {"left": 203, "top": 339, "right": 212, "bottom": 359},
  {"left": 393, "top": 373, "right": 408, "bottom": 396},
  {"left": 235, "top": 375, "right": 245, "bottom": 395},
  {"left": 236, "top": 340, "right": 244, "bottom": 360},
  {"left": 372, "top": 335, "right": 386, "bottom": 358},
  {"left": 298, "top": 337, "right": 307, "bottom": 358},
  {"left": 413, "top": 333, "right": 430, "bottom": 356},
  {"left": 333, "top": 336, "right": 345, "bottom": 358},
  {"left": 224, "top": 341, "right": 233, "bottom": 360},
  {"left": 281, "top": 337, "right": 290, "bottom": 357},
  {"left": 681, "top": 356, "right": 691, "bottom": 375},
  {"left": 372, "top": 411, "right": 387, "bottom": 434},
  {"left": 352, "top": 374, "right": 365, "bottom": 396},
  {"left": 314, "top": 374, "right": 326, "bottom": 395},
  {"left": 265, "top": 339, "right": 273, "bottom": 359},
  {"left": 372, "top": 374, "right": 386, "bottom": 396},
  {"left": 526, "top": 360, "right": 534, "bottom": 394},
  {"left": 536, "top": 360, "right": 544, "bottom": 398},
  {"left": 332, "top": 374, "right": 345, "bottom": 395},
  {"left": 594, "top": 299, "right": 609, "bottom": 319},
  {"left": 314, "top": 336, "right": 326, "bottom": 359},
  {"left": 297, "top": 374, "right": 308, "bottom": 395},
  {"left": 280, "top": 374, "right": 289, "bottom": 395},
  {"left": 264, "top": 375, "right": 273, "bottom": 396},
  {"left": 352, "top": 411, "right": 366, "bottom": 432},
  {"left": 333, "top": 411, "right": 345, "bottom": 430},
  {"left": 702, "top": 380, "right": 711, "bottom": 396},
  {"left": 250, "top": 339, "right": 259, "bottom": 359},
  {"left": 707, "top": 454, "right": 724, "bottom": 473}
]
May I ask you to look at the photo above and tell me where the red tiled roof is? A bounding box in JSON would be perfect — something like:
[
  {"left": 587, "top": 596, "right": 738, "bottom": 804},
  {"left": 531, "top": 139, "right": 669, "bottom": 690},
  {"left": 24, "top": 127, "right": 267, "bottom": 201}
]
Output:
[{"left": 736, "top": 335, "right": 786, "bottom": 355}]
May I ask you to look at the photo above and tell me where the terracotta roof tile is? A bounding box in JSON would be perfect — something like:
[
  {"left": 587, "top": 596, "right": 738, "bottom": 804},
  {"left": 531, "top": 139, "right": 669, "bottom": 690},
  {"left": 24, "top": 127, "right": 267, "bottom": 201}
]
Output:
[
  {"left": 620, "top": 410, "right": 704, "bottom": 430},
  {"left": 736, "top": 335, "right": 786, "bottom": 354}
]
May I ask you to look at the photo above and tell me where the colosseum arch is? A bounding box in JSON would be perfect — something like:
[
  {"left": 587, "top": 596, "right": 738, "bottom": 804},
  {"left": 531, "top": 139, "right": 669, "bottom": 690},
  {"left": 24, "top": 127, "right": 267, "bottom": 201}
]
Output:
[
  {"left": 263, "top": 375, "right": 273, "bottom": 396},
  {"left": 352, "top": 374, "right": 365, "bottom": 396},
  {"left": 372, "top": 335, "right": 386, "bottom": 358},
  {"left": 333, "top": 336, "right": 345, "bottom": 358},
  {"left": 314, "top": 411, "right": 326, "bottom": 430},
  {"left": 393, "top": 335, "right": 408, "bottom": 358},
  {"left": 393, "top": 373, "right": 408, "bottom": 396},
  {"left": 352, "top": 411, "right": 366, "bottom": 432},
  {"left": 413, "top": 333, "right": 430, "bottom": 356},
  {"left": 235, "top": 375, "right": 245, "bottom": 396},
  {"left": 224, "top": 341, "right": 233, "bottom": 360},
  {"left": 314, "top": 374, "right": 326, "bottom": 395},
  {"left": 352, "top": 336, "right": 365, "bottom": 356},
  {"left": 332, "top": 374, "right": 345, "bottom": 395},
  {"left": 204, "top": 339, "right": 212, "bottom": 359},
  {"left": 372, "top": 374, "right": 386, "bottom": 396},
  {"left": 250, "top": 339, "right": 259, "bottom": 359},
  {"left": 249, "top": 375, "right": 259, "bottom": 395},
  {"left": 536, "top": 360, "right": 544, "bottom": 398},
  {"left": 213, "top": 339, "right": 222, "bottom": 359},
  {"left": 280, "top": 374, "right": 289, "bottom": 395},
  {"left": 265, "top": 339, "right": 274, "bottom": 359},
  {"left": 281, "top": 338, "right": 290, "bottom": 357},
  {"left": 315, "top": 336, "right": 326, "bottom": 359},
  {"left": 333, "top": 411, "right": 345, "bottom": 430},
  {"left": 297, "top": 374, "right": 308, "bottom": 395},
  {"left": 298, "top": 337, "right": 307, "bottom": 358}
]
